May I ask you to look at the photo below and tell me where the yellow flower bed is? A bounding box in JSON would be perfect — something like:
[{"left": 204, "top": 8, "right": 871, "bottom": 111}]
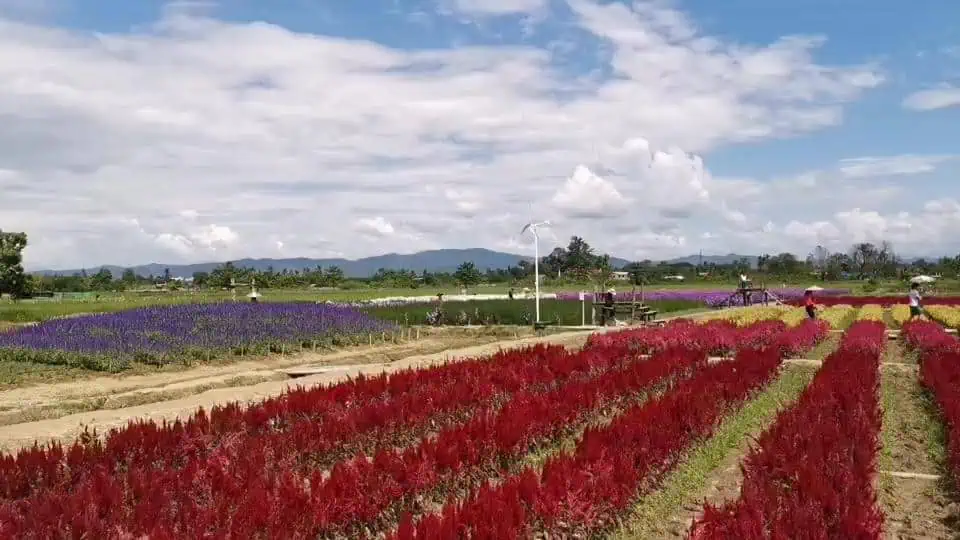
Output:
[
  {"left": 779, "top": 307, "right": 808, "bottom": 327},
  {"left": 856, "top": 304, "right": 884, "bottom": 322},
  {"left": 736, "top": 306, "right": 792, "bottom": 326},
  {"left": 926, "top": 305, "right": 960, "bottom": 328},
  {"left": 819, "top": 305, "right": 854, "bottom": 329},
  {"left": 888, "top": 305, "right": 911, "bottom": 327},
  {"left": 698, "top": 305, "right": 790, "bottom": 326}
]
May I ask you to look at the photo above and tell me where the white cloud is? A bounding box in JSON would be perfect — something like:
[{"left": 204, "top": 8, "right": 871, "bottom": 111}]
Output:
[
  {"left": 838, "top": 155, "right": 954, "bottom": 178},
  {"left": 355, "top": 217, "right": 396, "bottom": 238},
  {"left": 903, "top": 85, "right": 960, "bottom": 111},
  {"left": 0, "top": 1, "right": 901, "bottom": 269},
  {"left": 189, "top": 224, "right": 238, "bottom": 249},
  {"left": 551, "top": 165, "right": 627, "bottom": 218},
  {"left": 446, "top": 0, "right": 547, "bottom": 16}
]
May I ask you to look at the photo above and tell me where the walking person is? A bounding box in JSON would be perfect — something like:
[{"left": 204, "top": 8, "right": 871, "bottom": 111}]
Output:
[
  {"left": 909, "top": 282, "right": 924, "bottom": 320},
  {"left": 803, "top": 289, "right": 818, "bottom": 319}
]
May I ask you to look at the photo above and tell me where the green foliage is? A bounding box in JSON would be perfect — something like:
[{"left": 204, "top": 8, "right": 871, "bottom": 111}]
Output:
[
  {"left": 453, "top": 261, "right": 482, "bottom": 288},
  {"left": 364, "top": 298, "right": 702, "bottom": 326},
  {"left": 0, "top": 231, "right": 28, "bottom": 299}
]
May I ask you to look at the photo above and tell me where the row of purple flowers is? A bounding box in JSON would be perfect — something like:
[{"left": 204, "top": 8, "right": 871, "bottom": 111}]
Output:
[{"left": 555, "top": 288, "right": 850, "bottom": 307}]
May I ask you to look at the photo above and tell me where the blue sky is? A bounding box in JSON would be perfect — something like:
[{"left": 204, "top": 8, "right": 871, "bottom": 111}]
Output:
[{"left": 2, "top": 0, "right": 960, "bottom": 269}]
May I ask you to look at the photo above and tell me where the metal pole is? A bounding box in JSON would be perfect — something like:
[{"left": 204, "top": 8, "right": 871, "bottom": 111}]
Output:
[{"left": 533, "top": 229, "right": 540, "bottom": 323}]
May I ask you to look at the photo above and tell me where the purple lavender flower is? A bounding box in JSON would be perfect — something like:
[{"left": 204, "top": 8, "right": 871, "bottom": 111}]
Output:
[{"left": 0, "top": 303, "right": 394, "bottom": 367}]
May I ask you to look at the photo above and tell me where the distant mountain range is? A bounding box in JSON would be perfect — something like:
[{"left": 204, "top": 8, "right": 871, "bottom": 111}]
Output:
[{"left": 33, "top": 249, "right": 760, "bottom": 278}]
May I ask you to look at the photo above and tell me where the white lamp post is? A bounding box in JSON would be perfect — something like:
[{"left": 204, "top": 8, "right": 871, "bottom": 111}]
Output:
[{"left": 521, "top": 220, "right": 550, "bottom": 323}]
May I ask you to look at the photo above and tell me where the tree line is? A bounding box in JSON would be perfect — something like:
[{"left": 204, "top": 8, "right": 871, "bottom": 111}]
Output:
[{"left": 2, "top": 230, "right": 960, "bottom": 297}]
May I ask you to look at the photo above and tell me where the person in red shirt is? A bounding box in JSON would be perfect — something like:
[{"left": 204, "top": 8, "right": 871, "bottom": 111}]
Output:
[{"left": 803, "top": 290, "right": 818, "bottom": 319}]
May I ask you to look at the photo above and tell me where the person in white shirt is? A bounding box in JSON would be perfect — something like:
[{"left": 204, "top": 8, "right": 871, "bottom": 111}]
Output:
[{"left": 908, "top": 283, "right": 924, "bottom": 320}]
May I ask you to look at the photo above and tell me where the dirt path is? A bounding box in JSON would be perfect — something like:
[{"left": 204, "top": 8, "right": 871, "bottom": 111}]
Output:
[
  {"left": 0, "top": 327, "right": 616, "bottom": 454},
  {"left": 880, "top": 340, "right": 959, "bottom": 539}
]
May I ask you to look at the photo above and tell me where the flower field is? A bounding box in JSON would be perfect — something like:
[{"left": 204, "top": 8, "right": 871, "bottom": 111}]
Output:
[
  {"left": 926, "top": 305, "right": 960, "bottom": 328},
  {"left": 0, "top": 303, "right": 394, "bottom": 371},
  {"left": 4, "top": 301, "right": 960, "bottom": 537},
  {"left": 0, "top": 317, "right": 830, "bottom": 538},
  {"left": 791, "top": 295, "right": 960, "bottom": 307},
  {"left": 902, "top": 320, "right": 960, "bottom": 500},
  {"left": 557, "top": 288, "right": 848, "bottom": 307},
  {"left": 690, "top": 321, "right": 886, "bottom": 537}
]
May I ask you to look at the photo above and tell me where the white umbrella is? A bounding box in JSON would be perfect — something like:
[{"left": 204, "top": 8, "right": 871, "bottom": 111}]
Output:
[
  {"left": 805, "top": 286, "right": 824, "bottom": 292},
  {"left": 911, "top": 275, "right": 936, "bottom": 284}
]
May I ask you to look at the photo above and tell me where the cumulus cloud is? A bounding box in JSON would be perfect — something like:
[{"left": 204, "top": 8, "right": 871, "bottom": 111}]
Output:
[
  {"left": 0, "top": 0, "right": 920, "bottom": 270},
  {"left": 551, "top": 165, "right": 627, "bottom": 218}
]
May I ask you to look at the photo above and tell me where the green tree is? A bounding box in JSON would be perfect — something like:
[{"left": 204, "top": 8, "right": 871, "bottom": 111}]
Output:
[
  {"left": 210, "top": 261, "right": 237, "bottom": 288},
  {"left": 323, "top": 265, "right": 345, "bottom": 286},
  {"left": 192, "top": 271, "right": 209, "bottom": 287},
  {"left": 121, "top": 268, "right": 138, "bottom": 285},
  {"left": 0, "top": 230, "right": 29, "bottom": 299},
  {"left": 453, "top": 261, "right": 482, "bottom": 289},
  {"left": 564, "top": 236, "right": 598, "bottom": 279},
  {"left": 91, "top": 268, "right": 114, "bottom": 290}
]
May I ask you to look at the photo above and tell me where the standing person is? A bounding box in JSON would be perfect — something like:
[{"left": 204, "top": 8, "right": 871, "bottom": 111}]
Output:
[
  {"left": 803, "top": 290, "right": 818, "bottom": 319},
  {"left": 600, "top": 288, "right": 616, "bottom": 326},
  {"left": 909, "top": 282, "right": 924, "bottom": 320}
]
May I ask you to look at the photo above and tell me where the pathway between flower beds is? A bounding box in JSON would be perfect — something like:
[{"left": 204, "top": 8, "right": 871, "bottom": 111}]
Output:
[{"left": 878, "top": 335, "right": 957, "bottom": 538}]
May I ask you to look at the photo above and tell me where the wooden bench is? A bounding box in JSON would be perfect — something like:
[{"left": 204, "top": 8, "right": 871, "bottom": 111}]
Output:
[
  {"left": 592, "top": 302, "right": 658, "bottom": 324},
  {"left": 533, "top": 320, "right": 558, "bottom": 330}
]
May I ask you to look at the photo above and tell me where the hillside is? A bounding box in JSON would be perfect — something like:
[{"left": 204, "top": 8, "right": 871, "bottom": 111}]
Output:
[{"left": 34, "top": 249, "right": 756, "bottom": 278}]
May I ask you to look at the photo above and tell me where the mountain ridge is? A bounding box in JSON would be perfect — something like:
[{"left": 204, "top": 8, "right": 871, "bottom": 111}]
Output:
[{"left": 32, "top": 249, "right": 758, "bottom": 278}]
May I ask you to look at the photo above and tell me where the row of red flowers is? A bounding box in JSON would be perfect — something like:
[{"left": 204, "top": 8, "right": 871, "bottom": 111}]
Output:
[
  {"left": 2, "top": 348, "right": 703, "bottom": 538},
  {"left": 902, "top": 320, "right": 960, "bottom": 496},
  {"left": 0, "top": 344, "right": 579, "bottom": 500},
  {"left": 690, "top": 320, "right": 887, "bottom": 538},
  {"left": 386, "top": 320, "right": 829, "bottom": 538},
  {"left": 585, "top": 319, "right": 799, "bottom": 355},
  {"left": 388, "top": 346, "right": 784, "bottom": 539}
]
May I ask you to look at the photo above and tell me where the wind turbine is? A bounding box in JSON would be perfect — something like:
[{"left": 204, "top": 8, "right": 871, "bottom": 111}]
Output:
[{"left": 520, "top": 220, "right": 551, "bottom": 324}]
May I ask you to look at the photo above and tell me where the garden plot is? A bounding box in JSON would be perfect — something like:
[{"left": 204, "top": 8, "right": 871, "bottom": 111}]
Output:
[
  {"left": 0, "top": 318, "right": 828, "bottom": 537},
  {"left": 2, "top": 303, "right": 960, "bottom": 537}
]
